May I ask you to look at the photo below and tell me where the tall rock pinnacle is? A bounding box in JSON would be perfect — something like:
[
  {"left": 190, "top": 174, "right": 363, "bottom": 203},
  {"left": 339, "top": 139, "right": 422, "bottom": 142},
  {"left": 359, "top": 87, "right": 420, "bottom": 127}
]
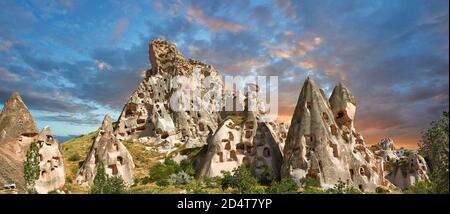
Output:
[
  {"left": 0, "top": 92, "right": 37, "bottom": 143},
  {"left": 281, "top": 77, "right": 388, "bottom": 192}
]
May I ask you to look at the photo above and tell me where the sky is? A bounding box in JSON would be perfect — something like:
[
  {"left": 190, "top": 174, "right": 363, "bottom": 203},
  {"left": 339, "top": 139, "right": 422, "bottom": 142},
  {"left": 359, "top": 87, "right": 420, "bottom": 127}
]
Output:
[{"left": 0, "top": 0, "right": 448, "bottom": 148}]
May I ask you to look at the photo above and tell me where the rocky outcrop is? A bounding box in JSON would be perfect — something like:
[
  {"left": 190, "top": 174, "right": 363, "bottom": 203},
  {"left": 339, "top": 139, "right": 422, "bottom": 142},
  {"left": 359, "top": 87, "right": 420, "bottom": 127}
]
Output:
[
  {"left": 385, "top": 152, "right": 429, "bottom": 190},
  {"left": 0, "top": 92, "right": 38, "bottom": 191},
  {"left": 373, "top": 138, "right": 399, "bottom": 162},
  {"left": 197, "top": 83, "right": 284, "bottom": 179},
  {"left": 34, "top": 126, "right": 65, "bottom": 194},
  {"left": 197, "top": 113, "right": 284, "bottom": 179},
  {"left": 114, "top": 40, "right": 222, "bottom": 152},
  {"left": 0, "top": 92, "right": 37, "bottom": 144},
  {"left": 281, "top": 77, "right": 387, "bottom": 192},
  {"left": 76, "top": 115, "right": 135, "bottom": 186}
]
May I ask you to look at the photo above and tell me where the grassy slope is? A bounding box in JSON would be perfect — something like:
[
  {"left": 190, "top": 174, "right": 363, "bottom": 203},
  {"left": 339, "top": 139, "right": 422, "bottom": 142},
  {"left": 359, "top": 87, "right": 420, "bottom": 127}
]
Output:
[{"left": 62, "top": 132, "right": 96, "bottom": 193}]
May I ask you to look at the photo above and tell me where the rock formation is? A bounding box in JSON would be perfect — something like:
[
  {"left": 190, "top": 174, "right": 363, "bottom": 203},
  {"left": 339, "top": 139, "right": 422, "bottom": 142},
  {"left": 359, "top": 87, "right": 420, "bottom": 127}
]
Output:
[
  {"left": 34, "top": 126, "right": 65, "bottom": 194},
  {"left": 197, "top": 84, "right": 284, "bottom": 179},
  {"left": 385, "top": 152, "right": 429, "bottom": 190},
  {"left": 0, "top": 92, "right": 37, "bottom": 144},
  {"left": 0, "top": 92, "right": 38, "bottom": 191},
  {"left": 114, "top": 40, "right": 222, "bottom": 153},
  {"left": 281, "top": 77, "right": 387, "bottom": 192},
  {"left": 373, "top": 138, "right": 399, "bottom": 162},
  {"left": 76, "top": 115, "right": 135, "bottom": 186}
]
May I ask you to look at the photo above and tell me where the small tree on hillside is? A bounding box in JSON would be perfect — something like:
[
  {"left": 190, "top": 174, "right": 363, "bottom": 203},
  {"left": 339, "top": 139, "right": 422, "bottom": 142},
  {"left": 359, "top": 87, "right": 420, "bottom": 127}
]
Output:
[
  {"left": 24, "top": 141, "right": 40, "bottom": 193},
  {"left": 90, "top": 162, "right": 127, "bottom": 194}
]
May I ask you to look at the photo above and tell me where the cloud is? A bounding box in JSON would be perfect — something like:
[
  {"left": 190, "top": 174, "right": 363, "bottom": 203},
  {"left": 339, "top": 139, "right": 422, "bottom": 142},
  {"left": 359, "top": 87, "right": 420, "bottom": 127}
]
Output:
[
  {"left": 111, "top": 17, "right": 129, "bottom": 42},
  {"left": 0, "top": 67, "right": 20, "bottom": 82},
  {"left": 186, "top": 5, "right": 244, "bottom": 33},
  {"left": 95, "top": 59, "right": 112, "bottom": 71},
  {"left": 0, "top": 39, "right": 13, "bottom": 52}
]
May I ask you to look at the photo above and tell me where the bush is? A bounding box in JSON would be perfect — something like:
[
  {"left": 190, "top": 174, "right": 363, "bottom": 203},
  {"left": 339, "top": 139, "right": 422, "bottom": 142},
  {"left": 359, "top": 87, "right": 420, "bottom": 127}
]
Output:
[
  {"left": 155, "top": 179, "right": 171, "bottom": 187},
  {"left": 299, "top": 177, "right": 321, "bottom": 189},
  {"left": 266, "top": 178, "right": 298, "bottom": 194},
  {"left": 326, "top": 180, "right": 361, "bottom": 194},
  {"left": 375, "top": 186, "right": 390, "bottom": 194},
  {"left": 68, "top": 153, "right": 81, "bottom": 161},
  {"left": 403, "top": 181, "right": 435, "bottom": 194},
  {"left": 220, "top": 171, "right": 234, "bottom": 190},
  {"left": 257, "top": 167, "right": 275, "bottom": 185},
  {"left": 90, "top": 162, "right": 128, "bottom": 194},
  {"left": 169, "top": 171, "right": 193, "bottom": 186},
  {"left": 220, "top": 166, "right": 261, "bottom": 194},
  {"left": 186, "top": 180, "right": 207, "bottom": 194},
  {"left": 148, "top": 159, "right": 181, "bottom": 182},
  {"left": 180, "top": 159, "right": 196, "bottom": 177},
  {"left": 204, "top": 176, "right": 221, "bottom": 188}
]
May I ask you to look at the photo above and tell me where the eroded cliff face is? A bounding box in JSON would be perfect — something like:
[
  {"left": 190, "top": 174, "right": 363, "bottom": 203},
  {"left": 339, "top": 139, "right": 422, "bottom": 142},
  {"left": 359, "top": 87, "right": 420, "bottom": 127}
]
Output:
[
  {"left": 385, "top": 153, "right": 429, "bottom": 190},
  {"left": 0, "top": 92, "right": 39, "bottom": 191},
  {"left": 281, "top": 77, "right": 387, "bottom": 192},
  {"left": 34, "top": 126, "right": 65, "bottom": 194},
  {"left": 0, "top": 92, "right": 37, "bottom": 144},
  {"left": 114, "top": 40, "right": 222, "bottom": 151},
  {"left": 76, "top": 115, "right": 135, "bottom": 186}
]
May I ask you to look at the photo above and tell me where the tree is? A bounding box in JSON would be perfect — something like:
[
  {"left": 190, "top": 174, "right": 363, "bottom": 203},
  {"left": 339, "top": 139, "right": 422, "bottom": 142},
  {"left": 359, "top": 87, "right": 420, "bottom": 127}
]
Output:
[
  {"left": 90, "top": 162, "right": 127, "bottom": 194},
  {"left": 24, "top": 141, "right": 40, "bottom": 193},
  {"left": 419, "top": 111, "right": 449, "bottom": 194},
  {"left": 220, "top": 166, "right": 263, "bottom": 194}
]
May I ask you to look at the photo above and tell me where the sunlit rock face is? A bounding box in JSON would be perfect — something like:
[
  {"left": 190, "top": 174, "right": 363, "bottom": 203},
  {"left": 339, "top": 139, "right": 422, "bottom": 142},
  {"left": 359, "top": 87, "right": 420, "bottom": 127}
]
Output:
[
  {"left": 386, "top": 153, "right": 429, "bottom": 190},
  {"left": 114, "top": 39, "right": 223, "bottom": 152},
  {"left": 76, "top": 115, "right": 135, "bottom": 186},
  {"left": 281, "top": 77, "right": 388, "bottom": 192},
  {"left": 0, "top": 92, "right": 39, "bottom": 191},
  {"left": 0, "top": 92, "right": 37, "bottom": 144},
  {"left": 197, "top": 83, "right": 285, "bottom": 179},
  {"left": 34, "top": 126, "right": 65, "bottom": 194}
]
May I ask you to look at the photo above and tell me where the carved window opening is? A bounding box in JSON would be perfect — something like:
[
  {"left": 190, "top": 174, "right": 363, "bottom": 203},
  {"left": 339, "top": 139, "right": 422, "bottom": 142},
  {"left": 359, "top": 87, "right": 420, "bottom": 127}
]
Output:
[
  {"left": 217, "top": 152, "right": 224, "bottom": 162},
  {"left": 323, "top": 112, "right": 329, "bottom": 121},
  {"left": 225, "top": 142, "right": 231, "bottom": 150},
  {"left": 263, "top": 147, "right": 271, "bottom": 157},
  {"left": 109, "top": 164, "right": 118, "bottom": 175},
  {"left": 230, "top": 150, "right": 238, "bottom": 161},
  {"left": 117, "top": 156, "right": 123, "bottom": 165}
]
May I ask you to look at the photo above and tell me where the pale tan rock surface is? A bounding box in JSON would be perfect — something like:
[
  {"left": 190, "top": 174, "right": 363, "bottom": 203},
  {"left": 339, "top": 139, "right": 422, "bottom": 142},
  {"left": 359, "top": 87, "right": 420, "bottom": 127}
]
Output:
[
  {"left": 34, "top": 126, "right": 65, "bottom": 194},
  {"left": 76, "top": 115, "right": 135, "bottom": 186},
  {"left": 281, "top": 77, "right": 387, "bottom": 192},
  {"left": 385, "top": 152, "right": 429, "bottom": 190}
]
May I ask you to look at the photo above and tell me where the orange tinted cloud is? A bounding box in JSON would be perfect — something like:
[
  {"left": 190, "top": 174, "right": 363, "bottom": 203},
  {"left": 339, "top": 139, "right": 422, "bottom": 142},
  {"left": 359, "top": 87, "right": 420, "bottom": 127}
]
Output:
[{"left": 186, "top": 6, "right": 244, "bottom": 33}]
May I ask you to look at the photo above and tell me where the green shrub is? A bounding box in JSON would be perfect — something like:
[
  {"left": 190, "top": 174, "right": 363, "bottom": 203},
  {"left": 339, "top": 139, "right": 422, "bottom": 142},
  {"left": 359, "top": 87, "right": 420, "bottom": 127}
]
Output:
[
  {"left": 266, "top": 178, "right": 298, "bottom": 194},
  {"left": 220, "top": 166, "right": 261, "bottom": 194},
  {"left": 180, "top": 159, "right": 196, "bottom": 176},
  {"left": 403, "top": 181, "right": 435, "bottom": 194},
  {"left": 300, "top": 177, "right": 321, "bottom": 189},
  {"left": 169, "top": 171, "right": 193, "bottom": 186},
  {"left": 302, "top": 187, "right": 326, "bottom": 194},
  {"left": 186, "top": 180, "right": 207, "bottom": 194},
  {"left": 220, "top": 171, "right": 234, "bottom": 190},
  {"left": 68, "top": 153, "right": 81, "bottom": 161},
  {"left": 148, "top": 159, "right": 181, "bottom": 182},
  {"left": 90, "top": 162, "right": 128, "bottom": 194},
  {"left": 204, "top": 176, "right": 221, "bottom": 188},
  {"left": 375, "top": 186, "right": 390, "bottom": 194},
  {"left": 257, "top": 167, "right": 275, "bottom": 185},
  {"left": 155, "top": 179, "right": 171, "bottom": 187},
  {"left": 326, "top": 180, "right": 362, "bottom": 194}
]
